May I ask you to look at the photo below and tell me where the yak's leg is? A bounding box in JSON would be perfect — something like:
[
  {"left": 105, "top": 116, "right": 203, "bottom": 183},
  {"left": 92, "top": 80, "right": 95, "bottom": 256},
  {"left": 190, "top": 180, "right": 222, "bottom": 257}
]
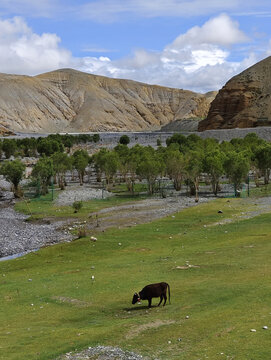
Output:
[
  {"left": 158, "top": 295, "right": 163, "bottom": 306},
  {"left": 148, "top": 298, "right": 152, "bottom": 308},
  {"left": 163, "top": 294, "right": 167, "bottom": 306}
]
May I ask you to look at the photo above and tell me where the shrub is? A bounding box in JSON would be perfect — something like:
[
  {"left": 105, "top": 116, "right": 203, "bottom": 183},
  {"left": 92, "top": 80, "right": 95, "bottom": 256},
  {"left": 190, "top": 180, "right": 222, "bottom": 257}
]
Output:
[
  {"left": 119, "top": 135, "right": 130, "bottom": 145},
  {"left": 77, "top": 227, "right": 87, "bottom": 238},
  {"left": 72, "top": 200, "right": 83, "bottom": 213}
]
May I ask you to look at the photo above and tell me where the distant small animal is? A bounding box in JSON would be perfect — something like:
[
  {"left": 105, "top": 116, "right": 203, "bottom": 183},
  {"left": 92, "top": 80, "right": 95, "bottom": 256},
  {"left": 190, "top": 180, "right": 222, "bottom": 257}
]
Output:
[{"left": 132, "top": 282, "right": 170, "bottom": 308}]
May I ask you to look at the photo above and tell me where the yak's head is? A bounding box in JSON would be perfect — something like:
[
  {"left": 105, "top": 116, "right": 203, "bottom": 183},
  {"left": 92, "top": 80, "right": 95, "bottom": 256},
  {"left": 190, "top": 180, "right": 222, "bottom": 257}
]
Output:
[{"left": 132, "top": 292, "right": 140, "bottom": 304}]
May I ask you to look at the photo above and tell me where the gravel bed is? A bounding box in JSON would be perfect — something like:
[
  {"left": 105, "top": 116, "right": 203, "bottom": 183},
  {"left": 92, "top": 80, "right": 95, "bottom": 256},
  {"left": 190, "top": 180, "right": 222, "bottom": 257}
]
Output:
[
  {"left": 0, "top": 176, "right": 12, "bottom": 191},
  {"left": 91, "top": 195, "right": 214, "bottom": 231},
  {"left": 0, "top": 206, "right": 73, "bottom": 257},
  {"left": 0, "top": 184, "right": 232, "bottom": 257},
  {"left": 55, "top": 186, "right": 113, "bottom": 206},
  {"left": 55, "top": 346, "right": 148, "bottom": 360}
]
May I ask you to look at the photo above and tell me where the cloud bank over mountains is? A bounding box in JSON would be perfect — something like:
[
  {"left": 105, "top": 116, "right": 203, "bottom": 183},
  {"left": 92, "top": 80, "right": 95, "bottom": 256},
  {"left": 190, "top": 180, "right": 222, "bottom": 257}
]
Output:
[{"left": 0, "top": 13, "right": 268, "bottom": 92}]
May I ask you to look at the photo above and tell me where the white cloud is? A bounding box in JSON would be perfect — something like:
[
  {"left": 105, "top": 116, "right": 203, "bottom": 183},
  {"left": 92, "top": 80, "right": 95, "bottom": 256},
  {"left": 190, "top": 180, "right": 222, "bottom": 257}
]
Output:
[
  {"left": 169, "top": 14, "right": 249, "bottom": 47},
  {"left": 0, "top": 15, "right": 267, "bottom": 93},
  {"left": 1, "top": 0, "right": 271, "bottom": 22},
  {"left": 79, "top": 0, "right": 271, "bottom": 22},
  {"left": 82, "top": 14, "right": 251, "bottom": 92},
  {"left": 0, "top": 0, "right": 57, "bottom": 18},
  {"left": 0, "top": 17, "right": 72, "bottom": 74}
]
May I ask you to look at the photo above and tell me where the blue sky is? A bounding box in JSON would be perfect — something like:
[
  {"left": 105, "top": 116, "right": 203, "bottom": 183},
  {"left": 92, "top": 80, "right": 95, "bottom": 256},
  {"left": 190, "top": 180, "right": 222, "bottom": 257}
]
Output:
[{"left": 0, "top": 1, "right": 271, "bottom": 92}]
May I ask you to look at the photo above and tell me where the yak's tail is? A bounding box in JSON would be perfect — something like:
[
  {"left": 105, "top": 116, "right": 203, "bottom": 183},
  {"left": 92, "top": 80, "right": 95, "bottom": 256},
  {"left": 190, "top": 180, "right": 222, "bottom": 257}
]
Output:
[{"left": 167, "top": 283, "right": 171, "bottom": 304}]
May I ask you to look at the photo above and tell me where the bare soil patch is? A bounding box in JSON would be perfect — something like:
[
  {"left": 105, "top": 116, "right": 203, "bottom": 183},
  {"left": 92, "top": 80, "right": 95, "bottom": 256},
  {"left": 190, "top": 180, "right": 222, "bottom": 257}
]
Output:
[
  {"left": 52, "top": 296, "right": 92, "bottom": 308},
  {"left": 125, "top": 320, "right": 176, "bottom": 339},
  {"left": 86, "top": 195, "right": 213, "bottom": 232}
]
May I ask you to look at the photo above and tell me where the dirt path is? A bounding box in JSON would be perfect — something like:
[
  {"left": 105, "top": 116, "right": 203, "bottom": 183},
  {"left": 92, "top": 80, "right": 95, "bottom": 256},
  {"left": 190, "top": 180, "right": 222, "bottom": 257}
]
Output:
[
  {"left": 85, "top": 195, "right": 214, "bottom": 231},
  {"left": 208, "top": 197, "right": 271, "bottom": 227}
]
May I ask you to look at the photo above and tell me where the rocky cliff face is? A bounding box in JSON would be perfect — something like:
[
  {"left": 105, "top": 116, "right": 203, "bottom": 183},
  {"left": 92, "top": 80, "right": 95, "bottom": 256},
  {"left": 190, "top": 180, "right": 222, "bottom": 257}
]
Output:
[
  {"left": 0, "top": 69, "right": 213, "bottom": 133},
  {"left": 199, "top": 56, "right": 271, "bottom": 131}
]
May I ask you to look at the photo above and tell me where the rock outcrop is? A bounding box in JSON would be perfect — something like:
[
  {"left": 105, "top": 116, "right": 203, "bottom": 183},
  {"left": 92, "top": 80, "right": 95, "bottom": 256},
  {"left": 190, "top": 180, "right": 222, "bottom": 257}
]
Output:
[
  {"left": 199, "top": 56, "right": 271, "bottom": 131},
  {"left": 0, "top": 69, "right": 213, "bottom": 133},
  {"left": 0, "top": 125, "right": 14, "bottom": 136}
]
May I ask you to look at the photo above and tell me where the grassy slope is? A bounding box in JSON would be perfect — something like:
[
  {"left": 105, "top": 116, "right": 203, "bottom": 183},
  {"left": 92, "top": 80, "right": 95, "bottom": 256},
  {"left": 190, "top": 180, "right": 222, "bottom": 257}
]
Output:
[
  {"left": 1, "top": 198, "right": 271, "bottom": 360},
  {"left": 14, "top": 192, "right": 147, "bottom": 221}
]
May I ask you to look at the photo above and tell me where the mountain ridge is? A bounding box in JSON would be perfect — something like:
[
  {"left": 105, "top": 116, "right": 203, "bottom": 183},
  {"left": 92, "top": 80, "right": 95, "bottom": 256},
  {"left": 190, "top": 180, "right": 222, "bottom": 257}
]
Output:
[
  {"left": 0, "top": 68, "right": 215, "bottom": 133},
  {"left": 199, "top": 56, "right": 271, "bottom": 131}
]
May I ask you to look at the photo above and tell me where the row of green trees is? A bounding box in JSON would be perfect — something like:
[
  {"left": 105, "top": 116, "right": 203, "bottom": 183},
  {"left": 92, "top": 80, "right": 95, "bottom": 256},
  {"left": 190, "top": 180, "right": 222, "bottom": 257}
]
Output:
[
  {"left": 0, "top": 133, "right": 100, "bottom": 159},
  {"left": 0, "top": 149, "right": 90, "bottom": 197},
  {"left": 1, "top": 132, "right": 271, "bottom": 199},
  {"left": 91, "top": 133, "right": 271, "bottom": 198}
]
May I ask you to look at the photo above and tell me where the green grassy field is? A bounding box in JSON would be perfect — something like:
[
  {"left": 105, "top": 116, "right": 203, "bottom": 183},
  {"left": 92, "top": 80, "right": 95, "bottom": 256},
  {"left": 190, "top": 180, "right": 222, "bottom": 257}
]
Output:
[
  {"left": 14, "top": 191, "right": 147, "bottom": 221},
  {"left": 1, "top": 197, "right": 271, "bottom": 360}
]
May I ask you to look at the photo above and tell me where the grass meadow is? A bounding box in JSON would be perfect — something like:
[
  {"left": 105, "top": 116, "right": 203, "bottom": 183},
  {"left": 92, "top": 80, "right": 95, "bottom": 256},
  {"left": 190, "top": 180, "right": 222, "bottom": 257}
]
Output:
[{"left": 1, "top": 196, "right": 271, "bottom": 359}]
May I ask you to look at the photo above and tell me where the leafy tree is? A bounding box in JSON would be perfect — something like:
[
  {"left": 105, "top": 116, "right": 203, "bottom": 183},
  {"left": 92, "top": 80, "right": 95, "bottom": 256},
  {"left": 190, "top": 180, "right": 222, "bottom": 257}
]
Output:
[
  {"left": 51, "top": 152, "right": 72, "bottom": 190},
  {"left": 72, "top": 200, "right": 83, "bottom": 213},
  {"left": 114, "top": 144, "right": 144, "bottom": 193},
  {"left": 137, "top": 147, "right": 164, "bottom": 194},
  {"left": 2, "top": 139, "right": 17, "bottom": 159},
  {"left": 230, "top": 137, "right": 245, "bottom": 149},
  {"left": 157, "top": 138, "right": 162, "bottom": 147},
  {"left": 119, "top": 134, "right": 130, "bottom": 145},
  {"left": 37, "top": 138, "right": 64, "bottom": 156},
  {"left": 185, "top": 150, "right": 203, "bottom": 201},
  {"left": 165, "top": 149, "right": 186, "bottom": 191},
  {"left": 203, "top": 149, "right": 225, "bottom": 196},
  {"left": 114, "top": 144, "right": 130, "bottom": 183},
  {"left": 61, "top": 135, "right": 75, "bottom": 153},
  {"left": 224, "top": 151, "right": 250, "bottom": 194},
  {"left": 93, "top": 148, "right": 120, "bottom": 186},
  {"left": 92, "top": 148, "right": 108, "bottom": 182},
  {"left": 220, "top": 140, "right": 234, "bottom": 154},
  {"left": 31, "top": 157, "right": 54, "bottom": 195},
  {"left": 72, "top": 149, "right": 90, "bottom": 185},
  {"left": 124, "top": 144, "right": 147, "bottom": 193},
  {"left": 243, "top": 133, "right": 264, "bottom": 152},
  {"left": 16, "top": 137, "right": 38, "bottom": 157},
  {"left": 92, "top": 133, "right": 100, "bottom": 143},
  {"left": 0, "top": 159, "right": 25, "bottom": 196},
  {"left": 202, "top": 138, "right": 219, "bottom": 152},
  {"left": 254, "top": 144, "right": 271, "bottom": 184},
  {"left": 186, "top": 134, "right": 203, "bottom": 151},
  {"left": 103, "top": 151, "right": 120, "bottom": 185},
  {"left": 166, "top": 133, "right": 187, "bottom": 153}
]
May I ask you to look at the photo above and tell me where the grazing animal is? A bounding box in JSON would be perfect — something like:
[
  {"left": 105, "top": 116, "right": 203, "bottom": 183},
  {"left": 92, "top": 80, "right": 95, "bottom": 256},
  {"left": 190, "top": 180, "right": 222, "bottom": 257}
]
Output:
[{"left": 132, "top": 282, "right": 170, "bottom": 308}]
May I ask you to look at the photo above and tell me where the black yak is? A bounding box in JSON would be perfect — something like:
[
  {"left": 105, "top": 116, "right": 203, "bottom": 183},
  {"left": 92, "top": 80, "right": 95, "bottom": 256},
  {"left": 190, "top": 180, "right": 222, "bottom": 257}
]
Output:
[{"left": 132, "top": 282, "right": 170, "bottom": 308}]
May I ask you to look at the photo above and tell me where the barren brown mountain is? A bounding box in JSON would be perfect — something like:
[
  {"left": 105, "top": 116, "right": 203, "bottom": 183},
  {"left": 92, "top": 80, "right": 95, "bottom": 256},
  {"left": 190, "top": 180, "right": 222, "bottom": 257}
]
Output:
[
  {"left": 199, "top": 56, "right": 271, "bottom": 131},
  {"left": 0, "top": 69, "right": 214, "bottom": 133}
]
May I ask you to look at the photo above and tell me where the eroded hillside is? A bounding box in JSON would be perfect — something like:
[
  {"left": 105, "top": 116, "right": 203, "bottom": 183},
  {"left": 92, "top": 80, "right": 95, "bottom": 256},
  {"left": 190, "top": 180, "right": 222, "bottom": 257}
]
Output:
[
  {"left": 199, "top": 56, "right": 271, "bottom": 131},
  {"left": 0, "top": 69, "right": 214, "bottom": 133}
]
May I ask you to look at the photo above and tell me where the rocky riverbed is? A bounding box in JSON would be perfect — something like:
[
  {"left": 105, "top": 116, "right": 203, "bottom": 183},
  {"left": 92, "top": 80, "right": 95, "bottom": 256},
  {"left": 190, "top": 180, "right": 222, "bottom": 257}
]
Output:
[
  {"left": 0, "top": 190, "right": 212, "bottom": 258},
  {"left": 1, "top": 181, "right": 270, "bottom": 259},
  {"left": 0, "top": 205, "right": 73, "bottom": 258},
  {"left": 55, "top": 346, "right": 148, "bottom": 360}
]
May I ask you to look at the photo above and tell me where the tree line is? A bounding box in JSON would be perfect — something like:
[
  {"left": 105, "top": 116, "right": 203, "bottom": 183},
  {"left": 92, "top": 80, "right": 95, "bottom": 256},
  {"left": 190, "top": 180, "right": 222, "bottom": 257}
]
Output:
[
  {"left": 1, "top": 132, "right": 271, "bottom": 199},
  {"left": 92, "top": 132, "right": 270, "bottom": 199},
  {"left": 0, "top": 133, "right": 100, "bottom": 159}
]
